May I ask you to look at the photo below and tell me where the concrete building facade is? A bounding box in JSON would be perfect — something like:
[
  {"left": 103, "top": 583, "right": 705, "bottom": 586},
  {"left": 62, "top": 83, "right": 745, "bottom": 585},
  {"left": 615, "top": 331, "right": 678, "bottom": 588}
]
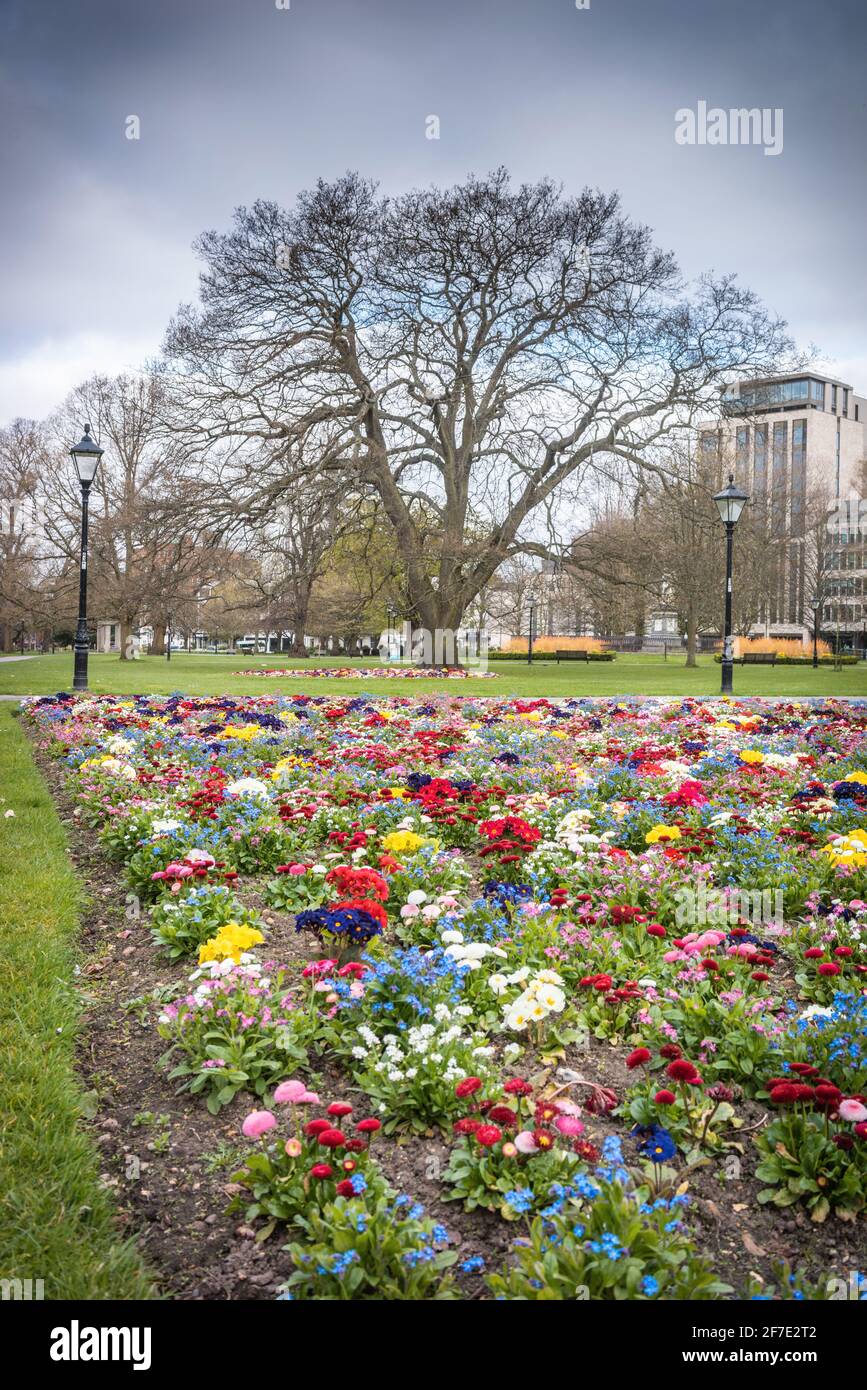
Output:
[{"left": 700, "top": 372, "right": 867, "bottom": 641}]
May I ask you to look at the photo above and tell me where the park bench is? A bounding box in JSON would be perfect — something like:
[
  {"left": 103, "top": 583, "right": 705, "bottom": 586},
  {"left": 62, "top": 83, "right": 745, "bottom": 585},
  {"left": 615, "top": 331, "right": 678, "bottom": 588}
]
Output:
[
  {"left": 555, "top": 649, "right": 591, "bottom": 663},
  {"left": 741, "top": 652, "right": 776, "bottom": 666}
]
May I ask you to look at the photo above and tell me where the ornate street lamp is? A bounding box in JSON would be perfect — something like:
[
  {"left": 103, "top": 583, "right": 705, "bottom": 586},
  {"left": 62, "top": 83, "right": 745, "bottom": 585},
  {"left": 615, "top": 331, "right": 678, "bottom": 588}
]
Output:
[
  {"left": 69, "top": 424, "right": 103, "bottom": 691},
  {"left": 527, "top": 600, "right": 537, "bottom": 666},
  {"left": 810, "top": 595, "right": 820, "bottom": 669},
  {"left": 712, "top": 474, "right": 749, "bottom": 695}
]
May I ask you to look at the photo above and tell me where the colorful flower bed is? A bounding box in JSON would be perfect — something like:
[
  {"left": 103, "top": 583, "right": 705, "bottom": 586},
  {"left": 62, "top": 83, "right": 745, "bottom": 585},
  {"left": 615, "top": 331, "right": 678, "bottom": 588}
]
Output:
[
  {"left": 234, "top": 666, "right": 498, "bottom": 679},
  {"left": 24, "top": 691, "right": 867, "bottom": 1300}
]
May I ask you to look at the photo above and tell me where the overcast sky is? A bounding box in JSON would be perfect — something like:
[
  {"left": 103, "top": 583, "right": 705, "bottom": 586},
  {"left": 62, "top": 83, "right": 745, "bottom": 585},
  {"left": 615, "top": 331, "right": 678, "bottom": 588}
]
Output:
[{"left": 1, "top": 0, "right": 865, "bottom": 426}]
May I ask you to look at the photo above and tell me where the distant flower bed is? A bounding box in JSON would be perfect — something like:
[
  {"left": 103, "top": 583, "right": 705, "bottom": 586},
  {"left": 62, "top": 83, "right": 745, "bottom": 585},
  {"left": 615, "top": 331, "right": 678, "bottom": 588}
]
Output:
[{"left": 235, "top": 665, "right": 498, "bottom": 680}]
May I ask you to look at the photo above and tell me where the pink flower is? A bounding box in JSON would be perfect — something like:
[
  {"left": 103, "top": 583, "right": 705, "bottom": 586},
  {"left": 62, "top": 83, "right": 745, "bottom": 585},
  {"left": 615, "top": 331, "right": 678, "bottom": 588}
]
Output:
[
  {"left": 514, "top": 1130, "right": 539, "bottom": 1154},
  {"left": 554, "top": 1114, "right": 584, "bottom": 1137},
  {"left": 284, "top": 1137, "right": 303, "bottom": 1157},
  {"left": 839, "top": 1098, "right": 867, "bottom": 1123},
  {"left": 242, "top": 1110, "right": 277, "bottom": 1138},
  {"left": 274, "top": 1080, "right": 320, "bottom": 1104},
  {"left": 288, "top": 864, "right": 308, "bottom": 875}
]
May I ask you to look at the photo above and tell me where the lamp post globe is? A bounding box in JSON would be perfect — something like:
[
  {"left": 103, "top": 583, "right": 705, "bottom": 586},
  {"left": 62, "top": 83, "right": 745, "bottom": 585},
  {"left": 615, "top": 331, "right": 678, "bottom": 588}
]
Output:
[
  {"left": 69, "top": 424, "right": 104, "bottom": 692},
  {"left": 712, "top": 474, "right": 749, "bottom": 695}
]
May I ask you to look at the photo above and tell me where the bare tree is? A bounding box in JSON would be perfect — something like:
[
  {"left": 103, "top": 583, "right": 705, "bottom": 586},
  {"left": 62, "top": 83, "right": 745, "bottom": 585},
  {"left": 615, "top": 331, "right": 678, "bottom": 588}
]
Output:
[
  {"left": 44, "top": 374, "right": 218, "bottom": 657},
  {"left": 164, "top": 169, "right": 792, "bottom": 635}
]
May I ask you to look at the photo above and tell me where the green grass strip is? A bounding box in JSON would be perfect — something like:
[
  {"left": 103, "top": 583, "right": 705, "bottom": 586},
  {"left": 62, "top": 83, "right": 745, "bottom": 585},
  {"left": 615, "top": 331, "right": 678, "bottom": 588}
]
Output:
[{"left": 0, "top": 704, "right": 154, "bottom": 1299}]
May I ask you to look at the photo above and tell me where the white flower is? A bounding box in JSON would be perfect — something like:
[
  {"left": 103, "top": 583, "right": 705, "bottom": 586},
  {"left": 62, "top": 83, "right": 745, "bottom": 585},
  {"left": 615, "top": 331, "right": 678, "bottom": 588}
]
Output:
[
  {"left": 225, "top": 777, "right": 271, "bottom": 801},
  {"left": 151, "top": 817, "right": 182, "bottom": 836}
]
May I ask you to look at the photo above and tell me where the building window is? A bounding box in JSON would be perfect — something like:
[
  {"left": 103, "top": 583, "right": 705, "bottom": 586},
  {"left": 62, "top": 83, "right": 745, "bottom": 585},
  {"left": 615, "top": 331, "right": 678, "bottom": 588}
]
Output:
[
  {"left": 791, "top": 419, "right": 807, "bottom": 536},
  {"left": 811, "top": 380, "right": 826, "bottom": 406},
  {"left": 772, "top": 422, "right": 788, "bottom": 537},
  {"left": 842, "top": 388, "right": 849, "bottom": 417},
  {"left": 736, "top": 426, "right": 750, "bottom": 481},
  {"left": 831, "top": 384, "right": 838, "bottom": 412},
  {"left": 754, "top": 426, "right": 767, "bottom": 497},
  {"left": 700, "top": 430, "right": 719, "bottom": 461}
]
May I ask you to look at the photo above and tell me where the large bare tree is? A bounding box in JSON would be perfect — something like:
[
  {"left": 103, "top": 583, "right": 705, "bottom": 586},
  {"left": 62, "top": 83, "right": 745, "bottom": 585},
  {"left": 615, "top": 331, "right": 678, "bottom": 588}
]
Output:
[{"left": 164, "top": 169, "right": 792, "bottom": 635}]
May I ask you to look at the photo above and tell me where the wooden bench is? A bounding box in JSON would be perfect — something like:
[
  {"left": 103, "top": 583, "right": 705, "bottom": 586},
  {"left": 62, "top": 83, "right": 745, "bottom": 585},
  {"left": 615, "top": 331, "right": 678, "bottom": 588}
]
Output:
[
  {"left": 555, "top": 649, "right": 591, "bottom": 663},
  {"left": 741, "top": 652, "right": 776, "bottom": 666}
]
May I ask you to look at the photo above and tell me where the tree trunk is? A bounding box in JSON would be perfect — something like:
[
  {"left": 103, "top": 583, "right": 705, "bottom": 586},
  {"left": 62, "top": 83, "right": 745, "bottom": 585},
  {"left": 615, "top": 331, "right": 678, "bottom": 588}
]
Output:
[
  {"left": 150, "top": 622, "right": 166, "bottom": 656},
  {"left": 118, "top": 617, "right": 135, "bottom": 660}
]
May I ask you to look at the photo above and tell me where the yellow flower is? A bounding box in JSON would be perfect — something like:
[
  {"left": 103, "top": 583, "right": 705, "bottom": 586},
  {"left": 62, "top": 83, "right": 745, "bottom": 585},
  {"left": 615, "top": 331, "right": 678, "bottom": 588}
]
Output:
[
  {"left": 843, "top": 770, "right": 867, "bottom": 785},
  {"left": 222, "top": 724, "right": 262, "bottom": 741},
  {"left": 645, "top": 824, "right": 682, "bottom": 845},
  {"left": 739, "top": 749, "right": 765, "bottom": 764},
  {"left": 820, "top": 829, "right": 867, "bottom": 868},
  {"left": 381, "top": 830, "right": 425, "bottom": 854},
  {"left": 198, "top": 921, "right": 264, "bottom": 965},
  {"left": 387, "top": 787, "right": 407, "bottom": 799}
]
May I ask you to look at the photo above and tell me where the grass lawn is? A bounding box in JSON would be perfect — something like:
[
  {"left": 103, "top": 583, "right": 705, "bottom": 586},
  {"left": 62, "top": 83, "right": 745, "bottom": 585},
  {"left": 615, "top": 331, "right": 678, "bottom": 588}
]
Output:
[
  {"left": 1, "top": 650, "right": 865, "bottom": 699},
  {"left": 0, "top": 704, "right": 154, "bottom": 1298}
]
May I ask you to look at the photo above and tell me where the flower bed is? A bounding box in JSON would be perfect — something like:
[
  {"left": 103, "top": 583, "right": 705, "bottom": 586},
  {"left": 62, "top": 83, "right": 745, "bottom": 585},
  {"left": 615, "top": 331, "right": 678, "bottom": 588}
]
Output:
[
  {"left": 23, "top": 691, "right": 867, "bottom": 1300},
  {"left": 234, "top": 666, "right": 498, "bottom": 679}
]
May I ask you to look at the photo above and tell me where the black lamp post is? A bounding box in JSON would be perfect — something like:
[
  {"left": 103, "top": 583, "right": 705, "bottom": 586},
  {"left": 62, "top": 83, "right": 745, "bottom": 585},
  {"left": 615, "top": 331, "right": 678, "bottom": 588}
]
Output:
[
  {"left": 712, "top": 474, "right": 749, "bottom": 695},
  {"left": 69, "top": 424, "right": 104, "bottom": 691},
  {"left": 166, "top": 611, "right": 173, "bottom": 663},
  {"left": 810, "top": 595, "right": 819, "bottom": 669},
  {"left": 527, "top": 601, "right": 536, "bottom": 665}
]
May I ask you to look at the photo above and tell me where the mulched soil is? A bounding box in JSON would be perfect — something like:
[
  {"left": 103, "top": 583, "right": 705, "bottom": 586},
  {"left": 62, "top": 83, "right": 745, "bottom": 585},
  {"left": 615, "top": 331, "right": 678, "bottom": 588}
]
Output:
[{"left": 29, "top": 734, "right": 866, "bottom": 1301}]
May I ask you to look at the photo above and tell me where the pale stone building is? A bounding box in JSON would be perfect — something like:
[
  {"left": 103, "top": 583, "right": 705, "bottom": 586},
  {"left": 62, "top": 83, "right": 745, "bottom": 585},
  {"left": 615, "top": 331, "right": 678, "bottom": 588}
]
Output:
[{"left": 700, "top": 371, "right": 867, "bottom": 640}]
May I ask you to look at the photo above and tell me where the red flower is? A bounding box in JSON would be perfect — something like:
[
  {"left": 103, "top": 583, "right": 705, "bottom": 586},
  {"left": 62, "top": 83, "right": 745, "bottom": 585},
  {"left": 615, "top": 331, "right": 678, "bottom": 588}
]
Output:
[
  {"left": 309, "top": 1163, "right": 334, "bottom": 1179},
  {"left": 815, "top": 1083, "right": 843, "bottom": 1105},
  {"left": 305, "top": 1118, "right": 331, "bottom": 1137},
  {"left": 769, "top": 1084, "right": 798, "bottom": 1104},
  {"left": 659, "top": 1043, "right": 682, "bottom": 1060},
  {"left": 335, "top": 1179, "right": 355, "bottom": 1197},
  {"left": 356, "top": 1117, "right": 381, "bottom": 1134},
  {"left": 654, "top": 1089, "right": 677, "bottom": 1105},
  {"left": 327, "top": 1102, "right": 353, "bottom": 1118},
  {"left": 583, "top": 1086, "right": 618, "bottom": 1115},
  {"left": 666, "top": 1059, "right": 699, "bottom": 1083},
  {"left": 534, "top": 1101, "right": 559, "bottom": 1124},
  {"left": 626, "top": 1047, "right": 652, "bottom": 1069},
  {"left": 344, "top": 1138, "right": 367, "bottom": 1153},
  {"left": 532, "top": 1128, "right": 555, "bottom": 1150},
  {"left": 573, "top": 1139, "right": 600, "bottom": 1161},
  {"left": 818, "top": 962, "right": 841, "bottom": 977},
  {"left": 503, "top": 1077, "right": 533, "bottom": 1096},
  {"left": 707, "top": 1083, "right": 734, "bottom": 1102},
  {"left": 474, "top": 1124, "right": 502, "bottom": 1148},
  {"left": 854, "top": 1122, "right": 867, "bottom": 1140},
  {"left": 751, "top": 971, "right": 771, "bottom": 982},
  {"left": 455, "top": 1077, "right": 483, "bottom": 1099},
  {"left": 646, "top": 923, "right": 666, "bottom": 938},
  {"left": 487, "top": 1105, "right": 518, "bottom": 1126},
  {"left": 803, "top": 947, "right": 824, "bottom": 959},
  {"left": 317, "top": 1128, "right": 347, "bottom": 1148},
  {"left": 453, "top": 1117, "right": 482, "bottom": 1135}
]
